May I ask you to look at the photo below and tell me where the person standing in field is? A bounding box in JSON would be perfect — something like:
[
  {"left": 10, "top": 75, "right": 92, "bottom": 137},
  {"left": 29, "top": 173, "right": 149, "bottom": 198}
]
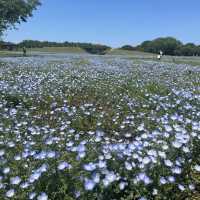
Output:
[
  {"left": 23, "top": 46, "right": 27, "bottom": 56},
  {"left": 157, "top": 54, "right": 161, "bottom": 60},
  {"left": 157, "top": 50, "right": 163, "bottom": 60}
]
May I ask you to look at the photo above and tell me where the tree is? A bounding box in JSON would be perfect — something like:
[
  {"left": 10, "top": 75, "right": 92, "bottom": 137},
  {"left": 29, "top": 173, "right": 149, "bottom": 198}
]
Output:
[
  {"left": 138, "top": 41, "right": 153, "bottom": 52},
  {"left": 80, "top": 44, "right": 111, "bottom": 55},
  {"left": 0, "top": 0, "right": 41, "bottom": 36},
  {"left": 120, "top": 45, "right": 136, "bottom": 51},
  {"left": 138, "top": 37, "right": 182, "bottom": 55}
]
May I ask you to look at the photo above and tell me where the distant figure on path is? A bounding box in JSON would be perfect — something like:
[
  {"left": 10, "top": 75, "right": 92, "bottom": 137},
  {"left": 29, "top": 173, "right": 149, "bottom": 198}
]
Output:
[
  {"left": 157, "top": 50, "right": 163, "bottom": 60},
  {"left": 157, "top": 54, "right": 161, "bottom": 60},
  {"left": 23, "top": 47, "right": 27, "bottom": 56}
]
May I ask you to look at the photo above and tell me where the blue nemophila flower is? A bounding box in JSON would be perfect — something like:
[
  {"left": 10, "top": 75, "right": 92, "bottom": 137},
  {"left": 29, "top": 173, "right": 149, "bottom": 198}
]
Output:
[
  {"left": 103, "top": 172, "right": 117, "bottom": 187},
  {"left": 163, "top": 132, "right": 170, "bottom": 138},
  {"left": 29, "top": 192, "right": 37, "bottom": 199},
  {"left": 160, "top": 177, "right": 167, "bottom": 185},
  {"left": 125, "top": 161, "right": 132, "bottom": 170},
  {"left": 14, "top": 154, "right": 21, "bottom": 161},
  {"left": 63, "top": 107, "right": 69, "bottom": 113},
  {"left": 0, "top": 183, "right": 4, "bottom": 189},
  {"left": 34, "top": 151, "right": 47, "bottom": 160},
  {"left": 10, "top": 176, "right": 21, "bottom": 185},
  {"left": 98, "top": 160, "right": 107, "bottom": 168},
  {"left": 172, "top": 167, "right": 182, "bottom": 174},
  {"left": 189, "top": 184, "right": 195, "bottom": 190},
  {"left": 162, "top": 144, "right": 169, "bottom": 150},
  {"left": 138, "top": 123, "right": 145, "bottom": 131},
  {"left": 183, "top": 146, "right": 190, "bottom": 153},
  {"left": 94, "top": 136, "right": 102, "bottom": 142},
  {"left": 88, "top": 131, "right": 95, "bottom": 135},
  {"left": 77, "top": 144, "right": 86, "bottom": 152},
  {"left": 39, "top": 164, "right": 48, "bottom": 173},
  {"left": 168, "top": 176, "right": 175, "bottom": 183},
  {"left": 7, "top": 141, "right": 16, "bottom": 147},
  {"left": 20, "top": 182, "right": 30, "bottom": 189},
  {"left": 119, "top": 181, "right": 127, "bottom": 190},
  {"left": 84, "top": 179, "right": 96, "bottom": 191},
  {"left": 172, "top": 140, "right": 182, "bottom": 148},
  {"left": 153, "top": 189, "right": 158, "bottom": 195},
  {"left": 9, "top": 108, "right": 17, "bottom": 115},
  {"left": 37, "top": 192, "right": 48, "bottom": 200},
  {"left": 103, "top": 178, "right": 110, "bottom": 187},
  {"left": 164, "top": 159, "right": 173, "bottom": 167},
  {"left": 78, "top": 151, "right": 86, "bottom": 159},
  {"left": 142, "top": 157, "right": 151, "bottom": 165},
  {"left": 96, "top": 130, "right": 105, "bottom": 137},
  {"left": 165, "top": 125, "right": 172, "bottom": 132},
  {"left": 92, "top": 173, "right": 100, "bottom": 183},
  {"left": 0, "top": 149, "right": 5, "bottom": 156},
  {"left": 58, "top": 161, "right": 71, "bottom": 170},
  {"left": 66, "top": 141, "right": 74, "bottom": 147},
  {"left": 139, "top": 197, "right": 147, "bottom": 200},
  {"left": 6, "top": 189, "right": 15, "bottom": 198},
  {"left": 158, "top": 151, "right": 166, "bottom": 158},
  {"left": 84, "top": 162, "right": 96, "bottom": 171},
  {"left": 178, "top": 184, "right": 185, "bottom": 191},
  {"left": 75, "top": 191, "right": 81, "bottom": 198},
  {"left": 147, "top": 149, "right": 157, "bottom": 157},
  {"left": 194, "top": 165, "right": 200, "bottom": 172},
  {"left": 47, "top": 151, "right": 56, "bottom": 158},
  {"left": 3, "top": 167, "right": 10, "bottom": 174},
  {"left": 29, "top": 172, "right": 41, "bottom": 183},
  {"left": 69, "top": 129, "right": 75, "bottom": 134}
]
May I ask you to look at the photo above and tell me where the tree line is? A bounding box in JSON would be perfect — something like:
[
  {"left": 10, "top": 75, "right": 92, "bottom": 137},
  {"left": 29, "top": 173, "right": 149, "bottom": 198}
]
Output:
[
  {"left": 17, "top": 38, "right": 200, "bottom": 56},
  {"left": 13, "top": 40, "right": 111, "bottom": 55},
  {"left": 121, "top": 37, "right": 200, "bottom": 56},
  {"left": 2, "top": 38, "right": 200, "bottom": 56}
]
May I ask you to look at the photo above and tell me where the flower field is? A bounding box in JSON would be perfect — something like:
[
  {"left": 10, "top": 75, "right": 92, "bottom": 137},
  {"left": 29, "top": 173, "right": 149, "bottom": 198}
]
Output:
[{"left": 0, "top": 54, "right": 200, "bottom": 200}]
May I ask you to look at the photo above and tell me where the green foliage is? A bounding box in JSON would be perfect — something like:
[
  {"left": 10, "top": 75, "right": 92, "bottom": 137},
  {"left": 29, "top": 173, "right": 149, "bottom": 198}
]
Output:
[
  {"left": 0, "top": 0, "right": 41, "bottom": 35},
  {"left": 80, "top": 44, "right": 111, "bottom": 55},
  {"left": 17, "top": 40, "right": 111, "bottom": 55},
  {"left": 137, "top": 37, "right": 200, "bottom": 56},
  {"left": 175, "top": 43, "right": 200, "bottom": 56},
  {"left": 120, "top": 45, "right": 136, "bottom": 51},
  {"left": 138, "top": 37, "right": 182, "bottom": 55}
]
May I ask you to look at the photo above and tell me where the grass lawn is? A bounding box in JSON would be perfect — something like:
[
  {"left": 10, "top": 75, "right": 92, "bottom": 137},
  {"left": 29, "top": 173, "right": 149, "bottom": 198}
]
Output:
[
  {"left": 28, "top": 47, "right": 87, "bottom": 54},
  {"left": 0, "top": 50, "right": 24, "bottom": 57}
]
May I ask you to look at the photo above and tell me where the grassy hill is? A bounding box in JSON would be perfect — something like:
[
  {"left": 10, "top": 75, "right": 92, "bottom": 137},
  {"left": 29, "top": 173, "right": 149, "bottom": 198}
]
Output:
[
  {"left": 108, "top": 48, "right": 155, "bottom": 57},
  {"left": 28, "top": 46, "right": 87, "bottom": 54},
  {"left": 0, "top": 47, "right": 87, "bottom": 57}
]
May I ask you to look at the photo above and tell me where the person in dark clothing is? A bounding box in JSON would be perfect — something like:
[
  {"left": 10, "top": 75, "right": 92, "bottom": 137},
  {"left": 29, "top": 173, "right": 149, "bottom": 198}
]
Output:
[{"left": 23, "top": 47, "right": 27, "bottom": 56}]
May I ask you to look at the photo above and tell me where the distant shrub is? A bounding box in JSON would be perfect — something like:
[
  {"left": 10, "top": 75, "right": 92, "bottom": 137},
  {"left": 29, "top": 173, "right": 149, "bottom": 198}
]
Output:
[
  {"left": 120, "top": 45, "right": 136, "bottom": 51},
  {"left": 80, "top": 44, "right": 111, "bottom": 55}
]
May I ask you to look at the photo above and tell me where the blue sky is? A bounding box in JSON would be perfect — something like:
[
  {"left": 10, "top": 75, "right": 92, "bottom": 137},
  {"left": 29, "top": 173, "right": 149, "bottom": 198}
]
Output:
[{"left": 4, "top": 0, "right": 200, "bottom": 47}]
